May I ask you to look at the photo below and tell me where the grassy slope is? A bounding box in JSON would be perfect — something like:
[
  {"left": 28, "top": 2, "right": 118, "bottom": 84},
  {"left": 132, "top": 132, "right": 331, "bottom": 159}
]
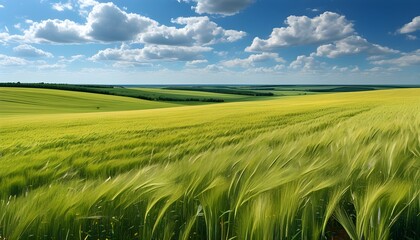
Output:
[
  {"left": 0, "top": 89, "right": 419, "bottom": 239},
  {"left": 0, "top": 87, "right": 179, "bottom": 116},
  {"left": 0, "top": 84, "right": 228, "bottom": 103},
  {"left": 132, "top": 87, "right": 250, "bottom": 102}
]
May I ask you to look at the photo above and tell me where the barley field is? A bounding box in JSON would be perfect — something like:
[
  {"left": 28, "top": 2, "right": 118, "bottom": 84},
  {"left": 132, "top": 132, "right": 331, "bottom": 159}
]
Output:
[{"left": 0, "top": 88, "right": 419, "bottom": 239}]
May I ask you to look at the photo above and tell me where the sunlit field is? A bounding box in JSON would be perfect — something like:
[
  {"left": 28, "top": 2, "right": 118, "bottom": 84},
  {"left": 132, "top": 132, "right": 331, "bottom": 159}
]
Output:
[
  {"left": 0, "top": 88, "right": 419, "bottom": 239},
  {"left": 0, "top": 88, "right": 179, "bottom": 116}
]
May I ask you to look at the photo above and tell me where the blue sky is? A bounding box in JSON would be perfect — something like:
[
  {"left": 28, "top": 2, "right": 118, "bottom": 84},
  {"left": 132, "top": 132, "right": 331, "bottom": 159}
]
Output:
[{"left": 0, "top": 0, "right": 419, "bottom": 84}]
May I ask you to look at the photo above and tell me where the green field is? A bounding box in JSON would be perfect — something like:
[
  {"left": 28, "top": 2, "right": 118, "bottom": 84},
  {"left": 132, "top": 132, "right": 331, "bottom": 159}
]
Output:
[
  {"left": 0, "top": 83, "right": 278, "bottom": 103},
  {"left": 0, "top": 88, "right": 419, "bottom": 239},
  {"left": 0, "top": 88, "right": 178, "bottom": 116},
  {"left": 132, "top": 87, "right": 253, "bottom": 102},
  {"left": 0, "top": 83, "right": 403, "bottom": 105}
]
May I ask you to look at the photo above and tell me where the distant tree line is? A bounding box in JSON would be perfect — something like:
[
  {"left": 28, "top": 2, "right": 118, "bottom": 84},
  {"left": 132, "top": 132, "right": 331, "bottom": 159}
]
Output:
[
  {"left": 165, "top": 86, "right": 275, "bottom": 96},
  {"left": 242, "top": 87, "right": 276, "bottom": 91},
  {"left": 307, "top": 87, "right": 377, "bottom": 92}
]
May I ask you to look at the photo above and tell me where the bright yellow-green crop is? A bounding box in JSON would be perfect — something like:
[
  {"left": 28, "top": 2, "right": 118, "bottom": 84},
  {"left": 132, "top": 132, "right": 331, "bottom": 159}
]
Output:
[{"left": 0, "top": 89, "right": 419, "bottom": 239}]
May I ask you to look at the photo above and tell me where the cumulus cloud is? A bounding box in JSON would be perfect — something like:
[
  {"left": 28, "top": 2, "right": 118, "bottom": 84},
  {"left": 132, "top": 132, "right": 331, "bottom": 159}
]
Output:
[
  {"left": 371, "top": 49, "right": 420, "bottom": 67},
  {"left": 52, "top": 1, "right": 73, "bottom": 11},
  {"left": 24, "top": 19, "right": 86, "bottom": 43},
  {"left": 25, "top": 3, "right": 157, "bottom": 43},
  {"left": 246, "top": 12, "right": 354, "bottom": 52},
  {"left": 91, "top": 44, "right": 212, "bottom": 65},
  {"left": 23, "top": 3, "right": 156, "bottom": 43},
  {"left": 141, "top": 16, "right": 245, "bottom": 46},
  {"left": 0, "top": 54, "right": 28, "bottom": 66},
  {"left": 86, "top": 3, "right": 157, "bottom": 41},
  {"left": 0, "top": 31, "right": 25, "bottom": 44},
  {"left": 179, "top": 0, "right": 254, "bottom": 16},
  {"left": 222, "top": 52, "right": 285, "bottom": 68},
  {"left": 13, "top": 44, "right": 53, "bottom": 58},
  {"left": 20, "top": 2, "right": 244, "bottom": 46},
  {"left": 316, "top": 36, "right": 399, "bottom": 58},
  {"left": 398, "top": 16, "right": 420, "bottom": 34},
  {"left": 289, "top": 54, "right": 325, "bottom": 71}
]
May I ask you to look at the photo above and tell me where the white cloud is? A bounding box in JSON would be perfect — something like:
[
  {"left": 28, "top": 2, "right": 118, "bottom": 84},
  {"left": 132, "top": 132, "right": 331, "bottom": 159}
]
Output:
[
  {"left": 23, "top": 3, "right": 156, "bottom": 43},
  {"left": 246, "top": 12, "right": 354, "bottom": 52},
  {"left": 0, "top": 4, "right": 4, "bottom": 9},
  {"left": 38, "top": 63, "right": 66, "bottom": 70},
  {"left": 141, "top": 45, "right": 211, "bottom": 61},
  {"left": 331, "top": 66, "right": 358, "bottom": 73},
  {"left": 0, "top": 32, "right": 9, "bottom": 44},
  {"left": 13, "top": 44, "right": 53, "bottom": 58},
  {"left": 244, "top": 64, "right": 285, "bottom": 74},
  {"left": 77, "top": 0, "right": 99, "bottom": 15},
  {"left": 24, "top": 19, "right": 87, "bottom": 43},
  {"left": 330, "top": 66, "right": 362, "bottom": 73},
  {"left": 0, "top": 32, "right": 24, "bottom": 44},
  {"left": 316, "top": 35, "right": 399, "bottom": 58},
  {"left": 0, "top": 54, "right": 28, "bottom": 66},
  {"left": 363, "top": 67, "right": 400, "bottom": 73},
  {"left": 58, "top": 54, "right": 85, "bottom": 63},
  {"left": 371, "top": 49, "right": 420, "bottom": 67},
  {"left": 398, "top": 16, "right": 420, "bottom": 34},
  {"left": 366, "top": 67, "right": 383, "bottom": 72},
  {"left": 52, "top": 1, "right": 73, "bottom": 11},
  {"left": 222, "top": 52, "right": 285, "bottom": 68},
  {"left": 78, "top": 0, "right": 99, "bottom": 9},
  {"left": 142, "top": 16, "right": 245, "bottom": 46},
  {"left": 186, "top": 59, "right": 208, "bottom": 67},
  {"left": 205, "top": 64, "right": 226, "bottom": 72},
  {"left": 91, "top": 44, "right": 212, "bottom": 64},
  {"left": 179, "top": 0, "right": 254, "bottom": 16},
  {"left": 19, "top": 2, "right": 244, "bottom": 47},
  {"left": 111, "top": 61, "right": 153, "bottom": 68},
  {"left": 14, "top": 23, "right": 22, "bottom": 31},
  {"left": 289, "top": 53, "right": 325, "bottom": 71},
  {"left": 86, "top": 2, "right": 157, "bottom": 42}
]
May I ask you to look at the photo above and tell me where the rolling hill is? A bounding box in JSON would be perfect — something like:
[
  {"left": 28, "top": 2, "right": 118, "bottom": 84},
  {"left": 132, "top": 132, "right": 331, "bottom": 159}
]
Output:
[
  {"left": 0, "top": 88, "right": 179, "bottom": 116},
  {"left": 0, "top": 88, "right": 419, "bottom": 239}
]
